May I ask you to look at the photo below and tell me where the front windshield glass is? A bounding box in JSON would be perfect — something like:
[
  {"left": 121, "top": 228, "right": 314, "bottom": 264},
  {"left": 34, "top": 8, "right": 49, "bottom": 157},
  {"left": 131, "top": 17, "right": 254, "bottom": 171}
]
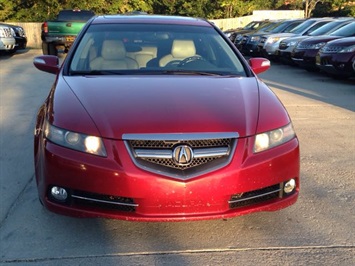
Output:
[
  {"left": 309, "top": 20, "right": 349, "bottom": 36},
  {"left": 69, "top": 23, "right": 246, "bottom": 76},
  {"left": 330, "top": 22, "right": 355, "bottom": 37},
  {"left": 290, "top": 20, "right": 318, "bottom": 34}
]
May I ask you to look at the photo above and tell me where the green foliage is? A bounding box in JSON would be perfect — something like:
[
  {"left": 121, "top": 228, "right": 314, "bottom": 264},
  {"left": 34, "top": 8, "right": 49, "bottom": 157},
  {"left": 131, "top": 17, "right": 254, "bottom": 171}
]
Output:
[{"left": 0, "top": 0, "right": 353, "bottom": 22}]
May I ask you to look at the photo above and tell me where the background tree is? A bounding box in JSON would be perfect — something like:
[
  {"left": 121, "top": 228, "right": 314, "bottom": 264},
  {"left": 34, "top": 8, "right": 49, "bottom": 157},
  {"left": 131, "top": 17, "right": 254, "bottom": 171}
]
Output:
[
  {"left": 304, "top": 0, "right": 328, "bottom": 17},
  {"left": 1, "top": 0, "right": 353, "bottom": 22}
]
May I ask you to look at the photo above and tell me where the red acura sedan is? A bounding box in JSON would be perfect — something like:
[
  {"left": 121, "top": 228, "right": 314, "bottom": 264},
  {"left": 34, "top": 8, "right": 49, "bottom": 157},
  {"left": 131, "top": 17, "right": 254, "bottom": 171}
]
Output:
[{"left": 33, "top": 14, "right": 300, "bottom": 221}]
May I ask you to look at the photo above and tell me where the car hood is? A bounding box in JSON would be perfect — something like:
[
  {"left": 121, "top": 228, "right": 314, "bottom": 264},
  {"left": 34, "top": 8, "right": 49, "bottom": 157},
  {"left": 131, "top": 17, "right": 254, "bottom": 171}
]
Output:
[
  {"left": 267, "top": 33, "right": 297, "bottom": 39},
  {"left": 63, "top": 76, "right": 260, "bottom": 139},
  {"left": 300, "top": 35, "right": 342, "bottom": 44},
  {"left": 326, "top": 36, "right": 355, "bottom": 46},
  {"left": 283, "top": 36, "right": 310, "bottom": 44}
]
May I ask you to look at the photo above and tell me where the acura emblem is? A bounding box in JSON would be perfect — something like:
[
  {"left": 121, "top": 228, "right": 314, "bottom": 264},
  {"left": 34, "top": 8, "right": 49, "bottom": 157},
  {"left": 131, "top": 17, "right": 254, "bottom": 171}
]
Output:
[{"left": 173, "top": 145, "right": 193, "bottom": 166}]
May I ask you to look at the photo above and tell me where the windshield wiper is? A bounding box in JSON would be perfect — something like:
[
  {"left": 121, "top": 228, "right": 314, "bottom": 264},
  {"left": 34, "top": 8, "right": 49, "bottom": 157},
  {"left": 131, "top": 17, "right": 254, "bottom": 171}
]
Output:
[
  {"left": 158, "top": 70, "right": 223, "bottom": 76},
  {"left": 70, "top": 70, "right": 125, "bottom": 76}
]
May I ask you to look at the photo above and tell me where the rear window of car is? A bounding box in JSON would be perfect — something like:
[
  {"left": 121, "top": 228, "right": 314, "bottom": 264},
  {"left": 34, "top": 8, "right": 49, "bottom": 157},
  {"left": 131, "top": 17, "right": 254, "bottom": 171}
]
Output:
[
  {"left": 68, "top": 23, "right": 247, "bottom": 76},
  {"left": 57, "top": 10, "right": 95, "bottom": 22}
]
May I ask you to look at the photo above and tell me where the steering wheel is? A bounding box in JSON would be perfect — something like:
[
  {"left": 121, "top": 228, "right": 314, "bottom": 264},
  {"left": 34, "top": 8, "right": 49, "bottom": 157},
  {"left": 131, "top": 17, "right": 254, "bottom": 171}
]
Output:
[
  {"left": 177, "top": 56, "right": 207, "bottom": 67},
  {"left": 164, "top": 60, "right": 182, "bottom": 67}
]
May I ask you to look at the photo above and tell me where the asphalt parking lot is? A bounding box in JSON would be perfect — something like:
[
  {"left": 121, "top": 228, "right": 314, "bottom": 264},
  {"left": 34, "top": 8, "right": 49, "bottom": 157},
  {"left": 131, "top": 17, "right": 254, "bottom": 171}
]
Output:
[{"left": 0, "top": 49, "right": 354, "bottom": 265}]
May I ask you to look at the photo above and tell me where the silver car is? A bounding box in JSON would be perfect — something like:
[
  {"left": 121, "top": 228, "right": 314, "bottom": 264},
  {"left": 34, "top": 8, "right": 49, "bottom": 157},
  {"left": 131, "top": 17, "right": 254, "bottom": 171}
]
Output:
[
  {"left": 261, "top": 18, "right": 334, "bottom": 58},
  {"left": 0, "top": 25, "right": 15, "bottom": 52}
]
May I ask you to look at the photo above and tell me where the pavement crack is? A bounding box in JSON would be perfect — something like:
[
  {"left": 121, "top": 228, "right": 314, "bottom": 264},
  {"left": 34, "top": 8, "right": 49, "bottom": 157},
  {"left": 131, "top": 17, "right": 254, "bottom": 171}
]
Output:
[
  {"left": 0, "top": 174, "right": 35, "bottom": 228},
  {"left": 1, "top": 245, "right": 354, "bottom": 264}
]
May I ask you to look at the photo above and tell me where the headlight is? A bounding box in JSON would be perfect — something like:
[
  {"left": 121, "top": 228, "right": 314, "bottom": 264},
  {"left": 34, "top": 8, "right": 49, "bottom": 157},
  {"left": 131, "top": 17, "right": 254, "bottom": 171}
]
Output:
[
  {"left": 310, "top": 42, "right": 326, "bottom": 49},
  {"left": 254, "top": 123, "right": 295, "bottom": 153},
  {"left": 250, "top": 36, "right": 260, "bottom": 42},
  {"left": 338, "top": 45, "right": 355, "bottom": 53},
  {"left": 289, "top": 41, "right": 297, "bottom": 46},
  {"left": 225, "top": 32, "right": 232, "bottom": 38},
  {"left": 266, "top": 37, "right": 280, "bottom": 44},
  {"left": 44, "top": 121, "right": 107, "bottom": 157}
]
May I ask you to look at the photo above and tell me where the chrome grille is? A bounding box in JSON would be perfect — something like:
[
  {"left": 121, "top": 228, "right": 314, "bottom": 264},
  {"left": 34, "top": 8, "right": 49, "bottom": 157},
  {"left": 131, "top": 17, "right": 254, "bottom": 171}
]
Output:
[
  {"left": 124, "top": 133, "right": 238, "bottom": 180},
  {"left": 2, "top": 27, "right": 13, "bottom": 38},
  {"left": 229, "top": 184, "right": 281, "bottom": 209},
  {"left": 321, "top": 46, "right": 346, "bottom": 53},
  {"left": 297, "top": 43, "right": 315, "bottom": 49},
  {"left": 71, "top": 190, "right": 137, "bottom": 212},
  {"left": 130, "top": 138, "right": 231, "bottom": 149}
]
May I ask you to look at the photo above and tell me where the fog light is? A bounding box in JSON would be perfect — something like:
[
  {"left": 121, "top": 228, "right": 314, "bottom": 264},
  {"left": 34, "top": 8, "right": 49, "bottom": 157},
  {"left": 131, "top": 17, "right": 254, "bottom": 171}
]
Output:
[
  {"left": 284, "top": 179, "right": 296, "bottom": 194},
  {"left": 51, "top": 186, "right": 68, "bottom": 201}
]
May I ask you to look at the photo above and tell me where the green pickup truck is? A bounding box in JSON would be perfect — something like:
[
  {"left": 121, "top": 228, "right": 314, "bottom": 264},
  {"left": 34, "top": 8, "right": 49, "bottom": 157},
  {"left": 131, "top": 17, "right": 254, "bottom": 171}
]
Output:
[{"left": 41, "top": 9, "right": 95, "bottom": 55}]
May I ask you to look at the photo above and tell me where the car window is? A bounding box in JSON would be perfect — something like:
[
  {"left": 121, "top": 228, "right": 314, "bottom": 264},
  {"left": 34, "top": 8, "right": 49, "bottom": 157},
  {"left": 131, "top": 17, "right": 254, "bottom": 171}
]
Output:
[
  {"left": 308, "top": 20, "right": 350, "bottom": 36},
  {"left": 329, "top": 22, "right": 355, "bottom": 37},
  {"left": 289, "top": 20, "right": 329, "bottom": 34},
  {"left": 303, "top": 21, "right": 332, "bottom": 35},
  {"left": 69, "top": 23, "right": 246, "bottom": 76}
]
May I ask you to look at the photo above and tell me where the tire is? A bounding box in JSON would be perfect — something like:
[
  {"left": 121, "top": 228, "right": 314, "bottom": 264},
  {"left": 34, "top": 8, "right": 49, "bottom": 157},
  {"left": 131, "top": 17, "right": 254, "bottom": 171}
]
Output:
[
  {"left": 48, "top": 43, "right": 57, "bottom": 56},
  {"left": 42, "top": 42, "right": 49, "bottom": 55},
  {"left": 7, "top": 49, "right": 17, "bottom": 55}
]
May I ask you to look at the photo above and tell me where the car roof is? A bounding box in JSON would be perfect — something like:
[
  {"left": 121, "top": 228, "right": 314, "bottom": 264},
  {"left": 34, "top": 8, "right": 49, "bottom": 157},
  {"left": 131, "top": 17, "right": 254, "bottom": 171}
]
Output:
[{"left": 91, "top": 14, "right": 212, "bottom": 27}]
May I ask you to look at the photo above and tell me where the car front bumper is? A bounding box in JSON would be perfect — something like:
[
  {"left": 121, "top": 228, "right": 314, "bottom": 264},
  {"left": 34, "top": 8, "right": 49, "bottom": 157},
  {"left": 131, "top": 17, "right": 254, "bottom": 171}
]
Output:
[
  {"left": 0, "top": 37, "right": 15, "bottom": 51},
  {"left": 316, "top": 52, "right": 355, "bottom": 78},
  {"left": 36, "top": 136, "right": 300, "bottom": 222}
]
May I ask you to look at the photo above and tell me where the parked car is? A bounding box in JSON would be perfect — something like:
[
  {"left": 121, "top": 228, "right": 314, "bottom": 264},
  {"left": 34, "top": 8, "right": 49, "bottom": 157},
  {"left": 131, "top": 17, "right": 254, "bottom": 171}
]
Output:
[
  {"left": 234, "top": 20, "right": 276, "bottom": 47},
  {"left": 316, "top": 36, "right": 355, "bottom": 78},
  {"left": 236, "top": 20, "right": 283, "bottom": 54},
  {"left": 292, "top": 21, "right": 355, "bottom": 71},
  {"left": 261, "top": 18, "right": 334, "bottom": 60},
  {"left": 277, "top": 18, "right": 354, "bottom": 64},
  {"left": 240, "top": 19, "right": 305, "bottom": 57},
  {"left": 41, "top": 9, "right": 95, "bottom": 55},
  {"left": 0, "top": 24, "right": 15, "bottom": 53},
  {"left": 0, "top": 23, "right": 27, "bottom": 52},
  {"left": 224, "top": 20, "right": 269, "bottom": 43},
  {"left": 256, "top": 19, "right": 306, "bottom": 57},
  {"left": 33, "top": 14, "right": 299, "bottom": 221}
]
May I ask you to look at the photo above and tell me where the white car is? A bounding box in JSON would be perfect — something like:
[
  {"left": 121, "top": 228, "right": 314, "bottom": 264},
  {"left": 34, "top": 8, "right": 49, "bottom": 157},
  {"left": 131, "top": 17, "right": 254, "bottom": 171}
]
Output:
[{"left": 0, "top": 25, "right": 15, "bottom": 52}]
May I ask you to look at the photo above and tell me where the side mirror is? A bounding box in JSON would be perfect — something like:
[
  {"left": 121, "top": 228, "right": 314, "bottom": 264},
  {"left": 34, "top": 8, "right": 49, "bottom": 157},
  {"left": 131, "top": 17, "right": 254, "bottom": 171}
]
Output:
[
  {"left": 33, "top": 55, "right": 59, "bottom": 74},
  {"left": 249, "top": 58, "right": 270, "bottom": 74}
]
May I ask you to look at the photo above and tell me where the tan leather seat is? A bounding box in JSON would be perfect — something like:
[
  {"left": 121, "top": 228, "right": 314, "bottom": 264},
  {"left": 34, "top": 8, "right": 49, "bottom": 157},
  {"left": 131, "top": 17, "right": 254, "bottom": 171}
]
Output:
[
  {"left": 127, "top": 46, "right": 158, "bottom": 68},
  {"left": 90, "top": 40, "right": 139, "bottom": 70},
  {"left": 159, "top": 40, "right": 196, "bottom": 67}
]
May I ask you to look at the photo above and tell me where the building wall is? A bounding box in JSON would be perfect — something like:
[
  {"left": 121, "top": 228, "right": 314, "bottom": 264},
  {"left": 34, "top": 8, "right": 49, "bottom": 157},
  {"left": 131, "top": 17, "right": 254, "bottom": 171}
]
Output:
[
  {"left": 210, "top": 10, "right": 304, "bottom": 31},
  {"left": 11, "top": 10, "right": 304, "bottom": 49}
]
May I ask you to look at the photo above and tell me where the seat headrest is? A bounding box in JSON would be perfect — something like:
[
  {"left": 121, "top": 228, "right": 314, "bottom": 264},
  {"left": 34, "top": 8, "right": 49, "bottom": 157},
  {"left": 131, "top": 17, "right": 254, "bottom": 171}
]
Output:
[
  {"left": 171, "top": 40, "right": 196, "bottom": 58},
  {"left": 101, "top": 40, "right": 126, "bottom": 60}
]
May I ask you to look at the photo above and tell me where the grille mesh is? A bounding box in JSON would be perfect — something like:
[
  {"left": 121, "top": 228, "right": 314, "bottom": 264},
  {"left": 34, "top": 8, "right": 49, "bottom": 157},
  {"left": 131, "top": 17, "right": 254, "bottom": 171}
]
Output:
[
  {"left": 130, "top": 138, "right": 231, "bottom": 149},
  {"left": 321, "top": 46, "right": 346, "bottom": 53},
  {"left": 126, "top": 135, "right": 237, "bottom": 179}
]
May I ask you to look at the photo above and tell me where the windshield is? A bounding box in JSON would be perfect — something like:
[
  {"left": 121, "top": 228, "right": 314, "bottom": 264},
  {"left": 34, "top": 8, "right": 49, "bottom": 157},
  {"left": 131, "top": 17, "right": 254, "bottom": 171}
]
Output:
[
  {"left": 290, "top": 20, "right": 321, "bottom": 34},
  {"left": 309, "top": 20, "right": 351, "bottom": 36},
  {"left": 330, "top": 22, "right": 355, "bottom": 37},
  {"left": 69, "top": 23, "right": 246, "bottom": 76}
]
